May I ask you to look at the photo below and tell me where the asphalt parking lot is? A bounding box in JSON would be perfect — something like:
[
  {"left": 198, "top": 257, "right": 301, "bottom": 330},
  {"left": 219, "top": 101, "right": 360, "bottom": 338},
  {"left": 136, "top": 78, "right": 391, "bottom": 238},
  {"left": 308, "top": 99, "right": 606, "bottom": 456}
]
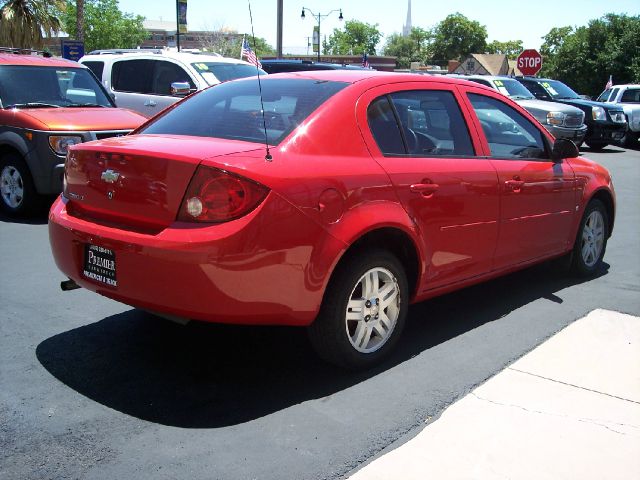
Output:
[{"left": 1, "top": 145, "right": 639, "bottom": 480}]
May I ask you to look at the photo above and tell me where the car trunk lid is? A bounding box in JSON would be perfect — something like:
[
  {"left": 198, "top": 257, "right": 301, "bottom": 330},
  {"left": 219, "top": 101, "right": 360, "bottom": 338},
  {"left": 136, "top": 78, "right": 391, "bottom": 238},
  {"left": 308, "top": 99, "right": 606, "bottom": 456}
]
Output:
[{"left": 64, "top": 134, "right": 263, "bottom": 231}]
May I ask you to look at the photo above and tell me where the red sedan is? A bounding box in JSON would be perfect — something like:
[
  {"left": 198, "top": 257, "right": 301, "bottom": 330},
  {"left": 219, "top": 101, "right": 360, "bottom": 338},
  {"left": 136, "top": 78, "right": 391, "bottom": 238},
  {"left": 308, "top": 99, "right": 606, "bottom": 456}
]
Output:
[{"left": 49, "top": 71, "right": 615, "bottom": 369}]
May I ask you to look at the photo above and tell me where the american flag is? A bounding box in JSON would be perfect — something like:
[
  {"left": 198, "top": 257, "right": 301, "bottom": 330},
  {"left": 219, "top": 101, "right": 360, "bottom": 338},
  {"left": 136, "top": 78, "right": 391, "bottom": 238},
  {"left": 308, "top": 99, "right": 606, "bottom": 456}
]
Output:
[
  {"left": 241, "top": 37, "right": 262, "bottom": 69},
  {"left": 605, "top": 75, "right": 613, "bottom": 90}
]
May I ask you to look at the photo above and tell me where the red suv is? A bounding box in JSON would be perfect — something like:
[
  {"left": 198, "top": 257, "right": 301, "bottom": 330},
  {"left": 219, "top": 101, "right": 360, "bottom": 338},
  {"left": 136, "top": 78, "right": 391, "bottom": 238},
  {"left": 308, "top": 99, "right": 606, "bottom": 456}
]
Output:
[
  {"left": 49, "top": 72, "right": 615, "bottom": 369},
  {"left": 0, "top": 49, "right": 146, "bottom": 216}
]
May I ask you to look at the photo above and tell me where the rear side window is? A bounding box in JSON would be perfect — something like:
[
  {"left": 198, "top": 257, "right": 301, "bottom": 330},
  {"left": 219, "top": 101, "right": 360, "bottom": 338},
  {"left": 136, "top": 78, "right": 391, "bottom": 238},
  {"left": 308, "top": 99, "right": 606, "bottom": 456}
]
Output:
[
  {"left": 112, "top": 59, "right": 154, "bottom": 93},
  {"left": 368, "top": 90, "right": 474, "bottom": 157},
  {"left": 468, "top": 93, "right": 549, "bottom": 160},
  {"left": 367, "top": 97, "right": 405, "bottom": 154},
  {"left": 621, "top": 88, "right": 640, "bottom": 103},
  {"left": 141, "top": 78, "right": 347, "bottom": 145},
  {"left": 82, "top": 61, "right": 104, "bottom": 81}
]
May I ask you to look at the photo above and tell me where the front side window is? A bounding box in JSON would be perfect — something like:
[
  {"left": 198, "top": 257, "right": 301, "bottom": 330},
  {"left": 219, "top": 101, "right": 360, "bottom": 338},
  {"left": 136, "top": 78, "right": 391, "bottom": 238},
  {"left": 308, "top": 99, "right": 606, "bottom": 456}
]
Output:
[
  {"left": 468, "top": 93, "right": 549, "bottom": 160},
  {"left": 141, "top": 78, "right": 347, "bottom": 145},
  {"left": 151, "top": 60, "right": 194, "bottom": 95},
  {"left": 0, "top": 65, "right": 112, "bottom": 108}
]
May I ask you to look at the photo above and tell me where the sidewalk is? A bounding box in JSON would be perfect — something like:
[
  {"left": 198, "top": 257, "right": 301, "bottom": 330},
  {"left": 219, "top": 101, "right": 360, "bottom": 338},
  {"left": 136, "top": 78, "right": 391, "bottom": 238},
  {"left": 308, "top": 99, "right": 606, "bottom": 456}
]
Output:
[{"left": 349, "top": 309, "right": 640, "bottom": 479}]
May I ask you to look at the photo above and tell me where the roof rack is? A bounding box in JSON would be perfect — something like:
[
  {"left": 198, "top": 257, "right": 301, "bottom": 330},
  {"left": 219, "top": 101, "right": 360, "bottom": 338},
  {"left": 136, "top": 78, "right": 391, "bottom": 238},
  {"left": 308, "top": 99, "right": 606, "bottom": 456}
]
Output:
[
  {"left": 87, "top": 48, "right": 164, "bottom": 55},
  {"left": 0, "top": 47, "right": 51, "bottom": 57}
]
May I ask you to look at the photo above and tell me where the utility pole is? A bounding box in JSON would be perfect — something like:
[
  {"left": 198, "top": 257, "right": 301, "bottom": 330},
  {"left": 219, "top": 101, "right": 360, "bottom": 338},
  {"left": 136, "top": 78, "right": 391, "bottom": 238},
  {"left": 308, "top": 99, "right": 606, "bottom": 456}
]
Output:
[{"left": 277, "top": 0, "right": 283, "bottom": 58}]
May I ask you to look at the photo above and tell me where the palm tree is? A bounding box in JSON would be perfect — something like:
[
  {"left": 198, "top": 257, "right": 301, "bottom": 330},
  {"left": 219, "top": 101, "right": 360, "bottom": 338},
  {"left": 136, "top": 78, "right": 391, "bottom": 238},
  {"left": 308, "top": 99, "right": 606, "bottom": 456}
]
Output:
[
  {"left": 76, "top": 0, "right": 84, "bottom": 41},
  {"left": 0, "top": 0, "right": 65, "bottom": 49}
]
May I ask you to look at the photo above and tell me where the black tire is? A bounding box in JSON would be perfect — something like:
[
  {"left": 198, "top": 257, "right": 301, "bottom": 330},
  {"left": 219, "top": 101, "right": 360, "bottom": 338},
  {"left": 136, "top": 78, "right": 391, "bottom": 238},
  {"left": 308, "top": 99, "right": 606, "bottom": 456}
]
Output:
[
  {"left": 0, "top": 153, "right": 40, "bottom": 217},
  {"left": 570, "top": 199, "right": 609, "bottom": 276},
  {"left": 308, "top": 249, "right": 409, "bottom": 370},
  {"left": 585, "top": 141, "right": 608, "bottom": 151}
]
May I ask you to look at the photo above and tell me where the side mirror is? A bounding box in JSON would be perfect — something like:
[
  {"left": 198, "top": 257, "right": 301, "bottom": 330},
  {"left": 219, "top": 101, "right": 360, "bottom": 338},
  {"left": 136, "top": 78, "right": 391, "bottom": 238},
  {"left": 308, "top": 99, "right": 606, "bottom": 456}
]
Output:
[
  {"left": 551, "top": 137, "right": 579, "bottom": 162},
  {"left": 171, "top": 81, "right": 192, "bottom": 97}
]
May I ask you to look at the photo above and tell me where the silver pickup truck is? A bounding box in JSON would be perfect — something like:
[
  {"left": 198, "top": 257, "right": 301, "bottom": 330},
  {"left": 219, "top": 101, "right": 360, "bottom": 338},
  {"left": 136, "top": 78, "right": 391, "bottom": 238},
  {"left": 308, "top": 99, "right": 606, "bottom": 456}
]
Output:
[
  {"left": 597, "top": 84, "right": 640, "bottom": 147},
  {"left": 453, "top": 75, "right": 588, "bottom": 145}
]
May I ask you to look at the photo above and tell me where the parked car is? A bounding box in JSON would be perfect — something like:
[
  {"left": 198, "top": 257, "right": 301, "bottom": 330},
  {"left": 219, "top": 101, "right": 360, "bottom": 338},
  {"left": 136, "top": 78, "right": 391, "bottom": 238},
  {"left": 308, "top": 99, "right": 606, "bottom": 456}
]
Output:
[
  {"left": 49, "top": 71, "right": 615, "bottom": 369},
  {"left": 80, "top": 49, "right": 266, "bottom": 117},
  {"left": 596, "top": 84, "right": 640, "bottom": 147},
  {"left": 0, "top": 48, "right": 146, "bottom": 216},
  {"left": 514, "top": 76, "right": 626, "bottom": 150},
  {"left": 260, "top": 59, "right": 367, "bottom": 74},
  {"left": 450, "top": 75, "right": 587, "bottom": 144}
]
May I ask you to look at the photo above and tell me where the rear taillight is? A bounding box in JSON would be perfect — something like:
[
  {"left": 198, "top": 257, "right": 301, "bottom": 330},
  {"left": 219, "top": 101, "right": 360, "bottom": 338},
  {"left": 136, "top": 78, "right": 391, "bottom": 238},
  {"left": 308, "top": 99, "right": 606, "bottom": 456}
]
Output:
[{"left": 178, "top": 165, "right": 269, "bottom": 223}]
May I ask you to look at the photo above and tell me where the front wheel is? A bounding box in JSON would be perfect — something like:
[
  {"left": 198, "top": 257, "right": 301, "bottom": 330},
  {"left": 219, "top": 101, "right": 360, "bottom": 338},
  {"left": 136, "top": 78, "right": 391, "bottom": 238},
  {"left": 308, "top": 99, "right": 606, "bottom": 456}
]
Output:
[
  {"left": 309, "top": 249, "right": 409, "bottom": 370},
  {"left": 570, "top": 199, "right": 609, "bottom": 276},
  {"left": 0, "top": 153, "right": 39, "bottom": 217},
  {"left": 585, "top": 141, "right": 608, "bottom": 151}
]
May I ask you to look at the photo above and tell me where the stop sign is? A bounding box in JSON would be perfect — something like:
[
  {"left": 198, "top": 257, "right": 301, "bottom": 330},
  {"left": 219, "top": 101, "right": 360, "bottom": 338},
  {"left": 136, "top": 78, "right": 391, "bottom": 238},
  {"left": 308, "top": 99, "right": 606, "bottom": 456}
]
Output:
[{"left": 517, "top": 49, "right": 543, "bottom": 76}]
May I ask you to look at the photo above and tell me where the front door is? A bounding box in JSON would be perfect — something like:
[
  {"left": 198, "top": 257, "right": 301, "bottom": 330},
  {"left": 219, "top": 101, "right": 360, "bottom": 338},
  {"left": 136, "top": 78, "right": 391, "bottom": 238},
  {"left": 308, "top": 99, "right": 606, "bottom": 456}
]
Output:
[{"left": 466, "top": 92, "right": 576, "bottom": 268}]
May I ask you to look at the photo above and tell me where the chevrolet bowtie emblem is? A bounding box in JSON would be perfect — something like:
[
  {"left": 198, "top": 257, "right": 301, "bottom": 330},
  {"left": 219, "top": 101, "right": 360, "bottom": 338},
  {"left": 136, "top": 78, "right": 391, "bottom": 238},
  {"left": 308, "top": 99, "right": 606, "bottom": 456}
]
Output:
[{"left": 101, "top": 169, "right": 119, "bottom": 183}]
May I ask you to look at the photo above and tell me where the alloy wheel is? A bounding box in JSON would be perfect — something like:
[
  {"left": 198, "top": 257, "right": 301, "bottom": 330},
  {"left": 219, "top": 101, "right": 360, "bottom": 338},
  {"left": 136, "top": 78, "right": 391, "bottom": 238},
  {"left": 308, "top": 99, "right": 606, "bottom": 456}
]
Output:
[
  {"left": 581, "top": 210, "right": 605, "bottom": 267},
  {"left": 0, "top": 165, "right": 24, "bottom": 209},
  {"left": 345, "top": 267, "right": 401, "bottom": 353}
]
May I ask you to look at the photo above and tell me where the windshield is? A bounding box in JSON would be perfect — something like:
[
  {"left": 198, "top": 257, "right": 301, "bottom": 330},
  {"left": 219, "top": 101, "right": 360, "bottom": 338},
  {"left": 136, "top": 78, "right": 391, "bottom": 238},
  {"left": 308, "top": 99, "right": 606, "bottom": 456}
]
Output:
[
  {"left": 597, "top": 88, "right": 613, "bottom": 102},
  {"left": 538, "top": 80, "right": 580, "bottom": 99},
  {"left": 141, "top": 78, "right": 347, "bottom": 145},
  {"left": 491, "top": 79, "right": 535, "bottom": 99},
  {"left": 191, "top": 62, "right": 267, "bottom": 86},
  {"left": 0, "top": 65, "right": 113, "bottom": 108}
]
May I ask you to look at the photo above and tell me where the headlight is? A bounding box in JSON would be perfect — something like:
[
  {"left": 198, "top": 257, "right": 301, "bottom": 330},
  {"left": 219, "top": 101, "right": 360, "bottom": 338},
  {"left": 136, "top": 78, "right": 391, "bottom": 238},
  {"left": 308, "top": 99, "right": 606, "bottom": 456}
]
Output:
[
  {"left": 49, "top": 135, "right": 82, "bottom": 155},
  {"left": 546, "top": 111, "right": 566, "bottom": 126},
  {"left": 592, "top": 106, "right": 606, "bottom": 121}
]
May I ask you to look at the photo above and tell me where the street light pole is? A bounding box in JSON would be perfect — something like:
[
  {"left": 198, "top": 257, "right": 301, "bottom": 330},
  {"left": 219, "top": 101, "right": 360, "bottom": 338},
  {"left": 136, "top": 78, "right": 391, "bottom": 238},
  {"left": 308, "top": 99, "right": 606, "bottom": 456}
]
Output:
[{"left": 301, "top": 7, "right": 343, "bottom": 62}]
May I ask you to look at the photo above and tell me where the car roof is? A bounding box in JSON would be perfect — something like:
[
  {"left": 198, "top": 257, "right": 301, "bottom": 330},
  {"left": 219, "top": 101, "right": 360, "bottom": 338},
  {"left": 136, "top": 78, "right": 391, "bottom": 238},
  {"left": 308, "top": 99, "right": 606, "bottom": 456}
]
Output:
[
  {"left": 248, "top": 70, "right": 493, "bottom": 89},
  {"left": 451, "top": 74, "right": 516, "bottom": 82},
  {"left": 80, "top": 50, "right": 251, "bottom": 65},
  {"left": 0, "top": 53, "right": 85, "bottom": 68}
]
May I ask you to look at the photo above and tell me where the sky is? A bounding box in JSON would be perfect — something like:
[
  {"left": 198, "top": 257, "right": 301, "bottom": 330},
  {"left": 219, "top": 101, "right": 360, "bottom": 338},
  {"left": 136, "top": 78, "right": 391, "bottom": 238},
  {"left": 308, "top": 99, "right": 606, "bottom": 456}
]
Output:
[{"left": 117, "top": 0, "right": 640, "bottom": 55}]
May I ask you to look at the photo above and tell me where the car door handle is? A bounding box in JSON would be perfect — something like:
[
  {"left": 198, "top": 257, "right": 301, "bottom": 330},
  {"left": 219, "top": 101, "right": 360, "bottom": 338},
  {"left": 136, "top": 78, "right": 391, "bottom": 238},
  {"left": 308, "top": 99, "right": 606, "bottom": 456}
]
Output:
[
  {"left": 144, "top": 100, "right": 157, "bottom": 107},
  {"left": 410, "top": 183, "right": 439, "bottom": 196},
  {"left": 505, "top": 179, "right": 525, "bottom": 192}
]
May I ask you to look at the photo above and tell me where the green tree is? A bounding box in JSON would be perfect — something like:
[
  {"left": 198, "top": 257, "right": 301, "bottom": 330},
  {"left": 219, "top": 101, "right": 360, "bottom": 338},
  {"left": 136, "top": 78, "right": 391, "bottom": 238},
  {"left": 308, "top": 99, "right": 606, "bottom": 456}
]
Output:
[
  {"left": 201, "top": 33, "right": 274, "bottom": 58},
  {"left": 427, "top": 13, "right": 487, "bottom": 65},
  {"left": 486, "top": 39, "right": 523, "bottom": 59},
  {"left": 0, "top": 0, "right": 65, "bottom": 49},
  {"left": 383, "top": 27, "right": 431, "bottom": 68},
  {"left": 59, "top": 0, "right": 146, "bottom": 52},
  {"left": 323, "top": 20, "right": 381, "bottom": 55},
  {"left": 540, "top": 14, "right": 640, "bottom": 97}
]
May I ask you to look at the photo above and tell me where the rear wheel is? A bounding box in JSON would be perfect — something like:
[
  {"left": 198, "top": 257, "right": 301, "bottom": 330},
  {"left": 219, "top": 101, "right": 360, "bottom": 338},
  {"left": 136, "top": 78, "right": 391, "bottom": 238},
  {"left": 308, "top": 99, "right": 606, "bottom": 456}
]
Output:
[
  {"left": 0, "top": 153, "right": 39, "bottom": 217},
  {"left": 570, "top": 199, "right": 609, "bottom": 276},
  {"left": 309, "top": 249, "right": 408, "bottom": 370}
]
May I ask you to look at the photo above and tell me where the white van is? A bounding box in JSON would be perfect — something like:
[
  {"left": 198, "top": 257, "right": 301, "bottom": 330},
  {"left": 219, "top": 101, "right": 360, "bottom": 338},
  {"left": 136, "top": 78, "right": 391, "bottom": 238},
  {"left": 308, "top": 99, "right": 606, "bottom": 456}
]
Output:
[{"left": 80, "top": 49, "right": 266, "bottom": 117}]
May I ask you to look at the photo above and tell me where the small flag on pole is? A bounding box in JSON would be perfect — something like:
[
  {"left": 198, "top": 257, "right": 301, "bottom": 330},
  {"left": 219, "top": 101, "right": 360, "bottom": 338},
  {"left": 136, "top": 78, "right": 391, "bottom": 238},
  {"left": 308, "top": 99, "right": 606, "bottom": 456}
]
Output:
[
  {"left": 362, "top": 52, "right": 370, "bottom": 69},
  {"left": 241, "top": 37, "right": 262, "bottom": 69},
  {"left": 605, "top": 75, "right": 613, "bottom": 90}
]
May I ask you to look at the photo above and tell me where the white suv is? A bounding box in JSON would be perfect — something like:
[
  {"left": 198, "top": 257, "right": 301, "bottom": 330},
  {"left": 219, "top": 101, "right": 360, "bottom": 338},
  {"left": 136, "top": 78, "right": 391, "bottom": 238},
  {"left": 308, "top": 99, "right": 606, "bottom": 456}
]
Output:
[{"left": 80, "top": 49, "right": 266, "bottom": 117}]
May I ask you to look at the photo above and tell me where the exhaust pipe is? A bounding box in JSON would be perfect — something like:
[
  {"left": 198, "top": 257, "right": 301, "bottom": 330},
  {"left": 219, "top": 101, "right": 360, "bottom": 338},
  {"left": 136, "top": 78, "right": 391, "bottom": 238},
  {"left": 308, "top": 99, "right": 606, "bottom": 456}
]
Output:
[{"left": 60, "top": 279, "right": 81, "bottom": 291}]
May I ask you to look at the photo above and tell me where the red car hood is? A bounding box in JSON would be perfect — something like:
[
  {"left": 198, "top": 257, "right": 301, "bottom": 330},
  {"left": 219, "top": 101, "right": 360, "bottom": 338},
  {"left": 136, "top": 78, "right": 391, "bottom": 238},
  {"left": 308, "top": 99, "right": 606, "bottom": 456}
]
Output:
[{"left": 18, "top": 107, "right": 146, "bottom": 131}]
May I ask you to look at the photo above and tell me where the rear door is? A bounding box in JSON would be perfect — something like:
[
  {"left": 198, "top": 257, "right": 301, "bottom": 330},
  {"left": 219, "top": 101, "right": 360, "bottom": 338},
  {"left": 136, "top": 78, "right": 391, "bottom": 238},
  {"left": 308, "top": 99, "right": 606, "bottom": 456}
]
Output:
[
  {"left": 464, "top": 88, "right": 576, "bottom": 268},
  {"left": 358, "top": 82, "right": 500, "bottom": 291}
]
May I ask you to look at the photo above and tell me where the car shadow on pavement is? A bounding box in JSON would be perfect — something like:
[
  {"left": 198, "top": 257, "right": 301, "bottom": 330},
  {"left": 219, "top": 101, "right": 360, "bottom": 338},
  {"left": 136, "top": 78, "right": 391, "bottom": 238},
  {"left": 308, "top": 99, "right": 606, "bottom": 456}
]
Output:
[{"left": 36, "top": 261, "right": 608, "bottom": 428}]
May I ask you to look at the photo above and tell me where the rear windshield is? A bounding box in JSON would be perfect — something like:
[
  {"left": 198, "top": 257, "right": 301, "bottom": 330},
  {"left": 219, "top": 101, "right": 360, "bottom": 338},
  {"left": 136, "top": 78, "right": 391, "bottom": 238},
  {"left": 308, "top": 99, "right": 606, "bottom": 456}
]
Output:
[
  {"left": 191, "top": 62, "right": 266, "bottom": 85},
  {"left": 0, "top": 65, "right": 113, "bottom": 108},
  {"left": 141, "top": 78, "right": 348, "bottom": 145}
]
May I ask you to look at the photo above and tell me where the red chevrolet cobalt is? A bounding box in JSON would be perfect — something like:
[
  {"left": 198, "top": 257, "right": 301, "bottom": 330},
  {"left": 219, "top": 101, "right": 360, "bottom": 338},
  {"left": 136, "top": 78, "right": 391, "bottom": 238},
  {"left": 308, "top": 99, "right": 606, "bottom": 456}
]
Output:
[{"left": 49, "top": 71, "right": 615, "bottom": 369}]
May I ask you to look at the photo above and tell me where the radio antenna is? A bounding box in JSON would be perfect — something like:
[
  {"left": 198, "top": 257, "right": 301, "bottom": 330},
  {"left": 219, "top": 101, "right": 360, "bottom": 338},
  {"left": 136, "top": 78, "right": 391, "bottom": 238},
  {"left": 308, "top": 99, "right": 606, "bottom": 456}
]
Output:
[{"left": 248, "top": 0, "right": 272, "bottom": 162}]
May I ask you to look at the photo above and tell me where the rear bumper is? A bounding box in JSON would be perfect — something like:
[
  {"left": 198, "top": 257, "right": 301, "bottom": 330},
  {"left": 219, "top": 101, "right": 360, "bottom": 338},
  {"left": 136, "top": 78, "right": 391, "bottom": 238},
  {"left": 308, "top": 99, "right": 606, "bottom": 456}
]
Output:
[{"left": 48, "top": 194, "right": 343, "bottom": 326}]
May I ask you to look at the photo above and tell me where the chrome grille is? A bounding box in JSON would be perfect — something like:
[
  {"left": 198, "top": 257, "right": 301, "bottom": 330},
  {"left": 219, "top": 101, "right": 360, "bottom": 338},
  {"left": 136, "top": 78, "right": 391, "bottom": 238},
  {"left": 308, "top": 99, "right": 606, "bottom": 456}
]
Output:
[
  {"left": 564, "top": 112, "right": 584, "bottom": 128},
  {"left": 93, "top": 130, "right": 132, "bottom": 140}
]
